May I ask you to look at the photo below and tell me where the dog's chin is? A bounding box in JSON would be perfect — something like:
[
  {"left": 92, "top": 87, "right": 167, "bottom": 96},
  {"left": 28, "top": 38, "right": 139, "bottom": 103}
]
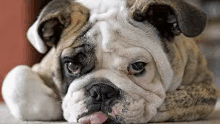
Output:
[
  {"left": 78, "top": 111, "right": 125, "bottom": 124},
  {"left": 63, "top": 101, "right": 124, "bottom": 123},
  {"left": 76, "top": 103, "right": 125, "bottom": 123},
  {"left": 65, "top": 101, "right": 147, "bottom": 123},
  {"left": 63, "top": 105, "right": 121, "bottom": 123}
]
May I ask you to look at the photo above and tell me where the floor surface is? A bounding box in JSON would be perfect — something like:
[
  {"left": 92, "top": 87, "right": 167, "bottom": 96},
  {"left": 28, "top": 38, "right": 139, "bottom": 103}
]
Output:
[{"left": 1, "top": 99, "right": 220, "bottom": 124}]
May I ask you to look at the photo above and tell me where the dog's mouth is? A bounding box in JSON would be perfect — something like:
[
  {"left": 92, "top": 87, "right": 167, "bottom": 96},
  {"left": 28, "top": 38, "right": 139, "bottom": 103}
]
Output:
[
  {"left": 77, "top": 107, "right": 121, "bottom": 124},
  {"left": 78, "top": 111, "right": 121, "bottom": 124},
  {"left": 78, "top": 111, "right": 108, "bottom": 124}
]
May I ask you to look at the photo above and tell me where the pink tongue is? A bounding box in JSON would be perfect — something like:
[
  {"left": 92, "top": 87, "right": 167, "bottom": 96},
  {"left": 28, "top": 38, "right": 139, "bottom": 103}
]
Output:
[{"left": 78, "top": 112, "right": 108, "bottom": 124}]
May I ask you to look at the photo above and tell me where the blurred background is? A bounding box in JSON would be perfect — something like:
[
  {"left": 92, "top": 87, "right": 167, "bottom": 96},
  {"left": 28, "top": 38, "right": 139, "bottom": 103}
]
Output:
[
  {"left": 0, "top": 0, "right": 219, "bottom": 103},
  {"left": 0, "top": 0, "right": 49, "bottom": 102},
  {"left": 187, "top": 0, "right": 220, "bottom": 88}
]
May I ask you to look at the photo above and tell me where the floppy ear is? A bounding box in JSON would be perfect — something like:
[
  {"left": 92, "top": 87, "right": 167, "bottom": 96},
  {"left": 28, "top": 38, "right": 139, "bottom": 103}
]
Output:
[
  {"left": 129, "top": 0, "right": 207, "bottom": 38},
  {"left": 27, "top": 0, "right": 72, "bottom": 54}
]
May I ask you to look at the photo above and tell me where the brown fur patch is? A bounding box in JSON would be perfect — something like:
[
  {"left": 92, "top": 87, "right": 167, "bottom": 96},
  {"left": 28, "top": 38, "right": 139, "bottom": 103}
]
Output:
[{"left": 150, "top": 35, "right": 218, "bottom": 122}]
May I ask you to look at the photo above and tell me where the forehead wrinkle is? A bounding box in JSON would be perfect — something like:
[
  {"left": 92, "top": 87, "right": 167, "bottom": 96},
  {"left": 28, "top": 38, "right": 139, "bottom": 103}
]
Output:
[
  {"left": 116, "top": 47, "right": 152, "bottom": 62},
  {"left": 60, "top": 38, "right": 86, "bottom": 58},
  {"left": 61, "top": 47, "right": 75, "bottom": 58},
  {"left": 76, "top": 0, "right": 161, "bottom": 52},
  {"left": 93, "top": 21, "right": 154, "bottom": 61}
]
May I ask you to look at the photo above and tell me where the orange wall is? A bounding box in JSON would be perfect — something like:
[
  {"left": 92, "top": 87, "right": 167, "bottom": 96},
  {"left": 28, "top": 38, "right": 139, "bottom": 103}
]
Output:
[{"left": 0, "top": 1, "right": 40, "bottom": 102}]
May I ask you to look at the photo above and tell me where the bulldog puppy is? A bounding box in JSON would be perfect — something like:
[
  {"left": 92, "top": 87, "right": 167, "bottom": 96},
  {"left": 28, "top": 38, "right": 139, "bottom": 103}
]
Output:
[{"left": 2, "top": 0, "right": 218, "bottom": 123}]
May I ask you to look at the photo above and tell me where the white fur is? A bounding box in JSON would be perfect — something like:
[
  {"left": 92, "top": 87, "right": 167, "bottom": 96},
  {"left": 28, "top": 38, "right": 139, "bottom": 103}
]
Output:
[
  {"left": 2, "top": 65, "right": 62, "bottom": 121},
  {"left": 62, "top": 89, "right": 89, "bottom": 122},
  {"left": 27, "top": 19, "right": 47, "bottom": 54}
]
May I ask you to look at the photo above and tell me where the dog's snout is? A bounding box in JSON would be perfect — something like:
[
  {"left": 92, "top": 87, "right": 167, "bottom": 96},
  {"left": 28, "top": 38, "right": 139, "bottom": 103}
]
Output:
[
  {"left": 84, "top": 79, "right": 121, "bottom": 113},
  {"left": 88, "top": 84, "right": 119, "bottom": 102}
]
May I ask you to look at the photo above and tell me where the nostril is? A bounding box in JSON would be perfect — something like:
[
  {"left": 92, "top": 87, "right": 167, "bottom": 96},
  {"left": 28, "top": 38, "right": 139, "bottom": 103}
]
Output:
[
  {"left": 89, "top": 86, "right": 101, "bottom": 101},
  {"left": 89, "top": 88, "right": 98, "bottom": 97},
  {"left": 106, "top": 91, "right": 116, "bottom": 99}
]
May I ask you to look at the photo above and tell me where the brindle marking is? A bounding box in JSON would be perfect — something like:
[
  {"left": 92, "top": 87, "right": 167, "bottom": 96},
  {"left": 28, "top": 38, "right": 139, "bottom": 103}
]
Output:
[{"left": 128, "top": 0, "right": 218, "bottom": 122}]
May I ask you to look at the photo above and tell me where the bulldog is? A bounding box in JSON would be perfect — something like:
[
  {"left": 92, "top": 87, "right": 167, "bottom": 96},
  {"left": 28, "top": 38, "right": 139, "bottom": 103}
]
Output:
[{"left": 2, "top": 0, "right": 218, "bottom": 123}]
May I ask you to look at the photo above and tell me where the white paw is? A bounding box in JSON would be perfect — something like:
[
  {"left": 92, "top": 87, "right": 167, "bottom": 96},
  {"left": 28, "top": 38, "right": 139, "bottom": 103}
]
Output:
[{"left": 2, "top": 65, "right": 62, "bottom": 121}]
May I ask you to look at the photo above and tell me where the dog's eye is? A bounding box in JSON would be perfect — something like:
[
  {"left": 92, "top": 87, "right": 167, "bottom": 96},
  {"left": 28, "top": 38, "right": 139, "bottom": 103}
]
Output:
[
  {"left": 128, "top": 62, "right": 146, "bottom": 76},
  {"left": 66, "top": 62, "right": 82, "bottom": 75}
]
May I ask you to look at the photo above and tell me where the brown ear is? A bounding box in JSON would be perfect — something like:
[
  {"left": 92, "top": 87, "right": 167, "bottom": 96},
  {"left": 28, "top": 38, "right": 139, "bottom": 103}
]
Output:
[
  {"left": 129, "top": 0, "right": 207, "bottom": 38},
  {"left": 27, "top": 0, "right": 89, "bottom": 54},
  {"left": 38, "top": 0, "right": 72, "bottom": 47},
  {"left": 27, "top": 0, "right": 72, "bottom": 53}
]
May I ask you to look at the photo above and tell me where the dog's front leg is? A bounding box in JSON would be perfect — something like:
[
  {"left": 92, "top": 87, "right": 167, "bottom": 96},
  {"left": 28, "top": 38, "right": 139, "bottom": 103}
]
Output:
[
  {"left": 150, "top": 83, "right": 218, "bottom": 122},
  {"left": 2, "top": 65, "right": 62, "bottom": 121}
]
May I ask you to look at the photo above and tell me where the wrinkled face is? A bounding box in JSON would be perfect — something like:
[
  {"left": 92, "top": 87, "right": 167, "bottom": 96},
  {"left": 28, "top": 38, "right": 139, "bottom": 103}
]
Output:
[
  {"left": 27, "top": 0, "right": 207, "bottom": 123},
  {"left": 61, "top": 20, "right": 165, "bottom": 124},
  {"left": 61, "top": 25, "right": 165, "bottom": 123},
  {"left": 60, "top": 1, "right": 168, "bottom": 123}
]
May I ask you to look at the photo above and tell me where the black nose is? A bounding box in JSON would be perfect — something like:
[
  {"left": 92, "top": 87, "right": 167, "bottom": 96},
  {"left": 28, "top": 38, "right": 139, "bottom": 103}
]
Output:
[{"left": 88, "top": 84, "right": 119, "bottom": 102}]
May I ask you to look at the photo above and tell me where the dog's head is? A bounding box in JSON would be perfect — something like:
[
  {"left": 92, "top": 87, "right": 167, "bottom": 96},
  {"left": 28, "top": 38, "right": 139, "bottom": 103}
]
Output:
[{"left": 27, "top": 0, "right": 207, "bottom": 123}]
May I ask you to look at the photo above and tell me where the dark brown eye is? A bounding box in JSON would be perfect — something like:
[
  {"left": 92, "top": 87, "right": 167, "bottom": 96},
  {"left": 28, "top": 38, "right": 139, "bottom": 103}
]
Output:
[
  {"left": 66, "top": 62, "right": 82, "bottom": 75},
  {"left": 128, "top": 62, "right": 146, "bottom": 75}
]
